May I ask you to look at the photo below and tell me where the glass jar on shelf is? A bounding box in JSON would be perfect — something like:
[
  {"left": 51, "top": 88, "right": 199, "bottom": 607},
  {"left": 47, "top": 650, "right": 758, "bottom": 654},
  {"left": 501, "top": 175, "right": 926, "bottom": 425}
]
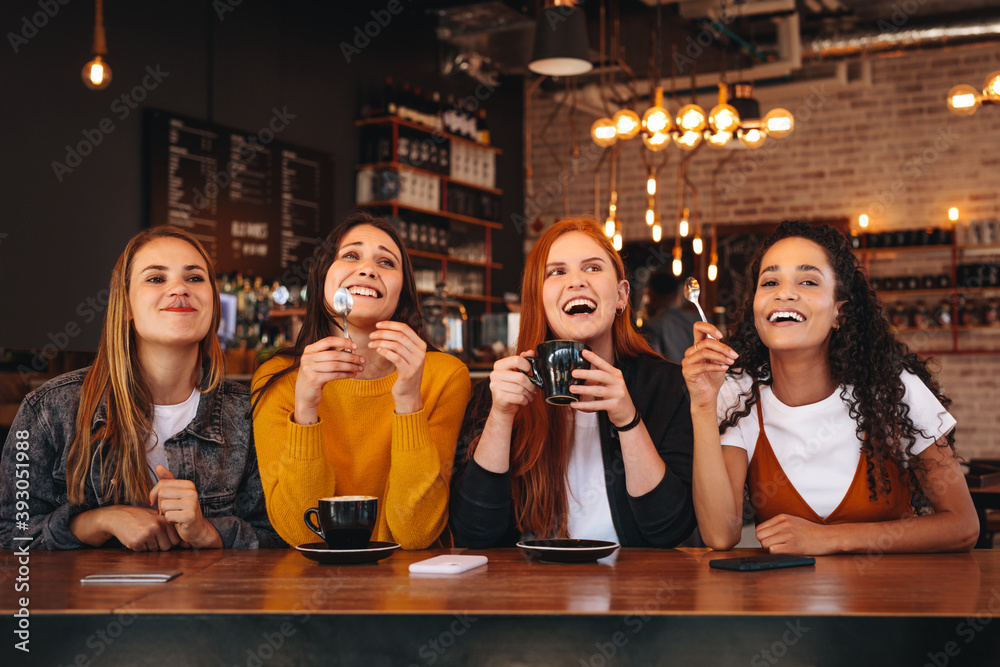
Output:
[
  {"left": 933, "top": 300, "right": 952, "bottom": 327},
  {"left": 420, "top": 283, "right": 469, "bottom": 361}
]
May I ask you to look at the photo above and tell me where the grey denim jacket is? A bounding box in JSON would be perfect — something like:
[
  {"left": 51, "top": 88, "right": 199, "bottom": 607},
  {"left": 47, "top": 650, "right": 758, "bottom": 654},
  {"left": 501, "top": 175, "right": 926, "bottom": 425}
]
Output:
[{"left": 0, "top": 368, "right": 284, "bottom": 549}]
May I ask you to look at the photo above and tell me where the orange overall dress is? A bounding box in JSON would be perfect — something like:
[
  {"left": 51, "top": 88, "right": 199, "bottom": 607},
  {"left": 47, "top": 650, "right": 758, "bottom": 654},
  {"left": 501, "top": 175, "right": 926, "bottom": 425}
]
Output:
[{"left": 747, "top": 399, "right": 914, "bottom": 525}]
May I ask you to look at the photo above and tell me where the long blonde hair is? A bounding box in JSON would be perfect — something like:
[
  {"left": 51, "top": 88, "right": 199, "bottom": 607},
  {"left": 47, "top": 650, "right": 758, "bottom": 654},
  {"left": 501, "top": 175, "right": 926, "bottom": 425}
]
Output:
[{"left": 66, "top": 227, "right": 224, "bottom": 505}]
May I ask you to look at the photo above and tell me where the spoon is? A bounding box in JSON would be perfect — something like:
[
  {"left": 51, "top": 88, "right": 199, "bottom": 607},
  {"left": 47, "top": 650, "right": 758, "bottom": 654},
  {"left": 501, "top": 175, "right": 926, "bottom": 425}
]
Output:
[
  {"left": 683, "top": 277, "right": 716, "bottom": 340},
  {"left": 332, "top": 287, "right": 354, "bottom": 342}
]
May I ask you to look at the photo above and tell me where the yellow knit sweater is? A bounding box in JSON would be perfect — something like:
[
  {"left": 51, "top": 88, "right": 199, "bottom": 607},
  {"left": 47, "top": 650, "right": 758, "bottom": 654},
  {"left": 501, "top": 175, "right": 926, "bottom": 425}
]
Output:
[{"left": 251, "top": 351, "right": 471, "bottom": 549}]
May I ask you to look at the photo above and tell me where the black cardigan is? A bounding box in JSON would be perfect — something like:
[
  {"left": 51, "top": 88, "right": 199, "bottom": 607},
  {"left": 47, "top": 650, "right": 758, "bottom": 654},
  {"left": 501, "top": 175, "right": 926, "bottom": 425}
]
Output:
[{"left": 449, "top": 353, "right": 696, "bottom": 548}]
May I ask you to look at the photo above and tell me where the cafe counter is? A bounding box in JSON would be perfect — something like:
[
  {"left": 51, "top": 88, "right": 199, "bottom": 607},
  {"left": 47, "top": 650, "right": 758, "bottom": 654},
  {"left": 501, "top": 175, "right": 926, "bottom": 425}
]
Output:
[{"left": 2, "top": 547, "right": 999, "bottom": 665}]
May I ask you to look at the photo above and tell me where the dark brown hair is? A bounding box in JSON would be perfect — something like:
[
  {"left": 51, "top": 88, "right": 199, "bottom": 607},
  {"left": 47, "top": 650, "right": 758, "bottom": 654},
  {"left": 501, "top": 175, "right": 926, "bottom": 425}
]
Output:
[{"left": 251, "top": 210, "right": 426, "bottom": 410}]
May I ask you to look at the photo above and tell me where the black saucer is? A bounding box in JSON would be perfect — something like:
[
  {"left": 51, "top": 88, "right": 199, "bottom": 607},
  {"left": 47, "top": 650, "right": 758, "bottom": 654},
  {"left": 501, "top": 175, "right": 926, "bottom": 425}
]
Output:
[
  {"left": 295, "top": 541, "right": 400, "bottom": 565},
  {"left": 517, "top": 539, "right": 620, "bottom": 563}
]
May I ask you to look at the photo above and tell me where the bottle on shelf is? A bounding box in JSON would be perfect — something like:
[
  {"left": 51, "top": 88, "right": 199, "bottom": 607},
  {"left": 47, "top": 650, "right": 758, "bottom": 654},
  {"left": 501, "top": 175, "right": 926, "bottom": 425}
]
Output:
[
  {"left": 933, "top": 299, "right": 952, "bottom": 327},
  {"left": 477, "top": 109, "right": 490, "bottom": 145},
  {"left": 398, "top": 82, "right": 413, "bottom": 122},
  {"left": 384, "top": 77, "right": 397, "bottom": 117}
]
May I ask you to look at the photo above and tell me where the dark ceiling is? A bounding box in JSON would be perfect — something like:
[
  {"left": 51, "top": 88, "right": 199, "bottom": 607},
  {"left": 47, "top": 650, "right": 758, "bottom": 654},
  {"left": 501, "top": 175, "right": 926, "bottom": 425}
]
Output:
[{"left": 421, "top": 0, "right": 1000, "bottom": 86}]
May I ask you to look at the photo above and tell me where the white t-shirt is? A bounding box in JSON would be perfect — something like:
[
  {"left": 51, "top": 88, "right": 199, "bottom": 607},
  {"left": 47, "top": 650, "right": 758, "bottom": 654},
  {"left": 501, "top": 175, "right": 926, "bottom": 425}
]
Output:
[
  {"left": 146, "top": 387, "right": 201, "bottom": 481},
  {"left": 565, "top": 411, "right": 619, "bottom": 542},
  {"left": 717, "top": 371, "right": 955, "bottom": 520}
]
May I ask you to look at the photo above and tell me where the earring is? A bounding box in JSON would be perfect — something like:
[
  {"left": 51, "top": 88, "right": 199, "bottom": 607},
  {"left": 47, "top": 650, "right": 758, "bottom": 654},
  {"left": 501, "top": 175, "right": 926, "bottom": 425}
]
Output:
[{"left": 616, "top": 306, "right": 625, "bottom": 316}]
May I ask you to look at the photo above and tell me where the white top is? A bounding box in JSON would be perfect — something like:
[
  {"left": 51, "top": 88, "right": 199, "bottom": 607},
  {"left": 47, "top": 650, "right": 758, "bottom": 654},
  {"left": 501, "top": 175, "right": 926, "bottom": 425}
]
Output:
[
  {"left": 565, "top": 411, "right": 619, "bottom": 542},
  {"left": 717, "top": 371, "right": 955, "bottom": 520},
  {"left": 146, "top": 387, "right": 201, "bottom": 481}
]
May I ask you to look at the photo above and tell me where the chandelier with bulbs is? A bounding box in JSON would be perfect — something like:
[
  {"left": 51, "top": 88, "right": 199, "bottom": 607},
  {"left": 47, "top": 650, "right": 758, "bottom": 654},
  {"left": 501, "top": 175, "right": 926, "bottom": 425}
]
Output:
[
  {"left": 590, "top": 82, "right": 794, "bottom": 153},
  {"left": 947, "top": 71, "right": 1000, "bottom": 115}
]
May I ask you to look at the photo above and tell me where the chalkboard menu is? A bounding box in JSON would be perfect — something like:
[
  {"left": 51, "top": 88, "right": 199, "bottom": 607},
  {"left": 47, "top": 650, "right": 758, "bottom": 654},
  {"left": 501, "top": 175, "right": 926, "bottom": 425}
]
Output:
[{"left": 145, "top": 109, "right": 333, "bottom": 277}]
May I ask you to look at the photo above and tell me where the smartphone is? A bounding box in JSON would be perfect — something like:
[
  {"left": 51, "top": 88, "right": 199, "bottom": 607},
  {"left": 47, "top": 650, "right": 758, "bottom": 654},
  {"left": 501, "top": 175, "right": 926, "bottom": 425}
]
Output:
[
  {"left": 80, "top": 570, "right": 182, "bottom": 584},
  {"left": 408, "top": 555, "right": 488, "bottom": 574},
  {"left": 709, "top": 554, "right": 815, "bottom": 572}
]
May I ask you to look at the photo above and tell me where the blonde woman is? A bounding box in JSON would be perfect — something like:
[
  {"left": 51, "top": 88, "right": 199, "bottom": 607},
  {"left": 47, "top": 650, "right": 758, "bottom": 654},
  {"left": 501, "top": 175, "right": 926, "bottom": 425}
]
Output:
[{"left": 0, "top": 227, "right": 280, "bottom": 550}]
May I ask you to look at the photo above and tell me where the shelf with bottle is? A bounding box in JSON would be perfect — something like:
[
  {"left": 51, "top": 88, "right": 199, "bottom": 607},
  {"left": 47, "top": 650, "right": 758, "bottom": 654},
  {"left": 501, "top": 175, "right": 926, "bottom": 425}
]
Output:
[
  {"left": 354, "top": 89, "right": 504, "bottom": 320},
  {"left": 356, "top": 161, "right": 502, "bottom": 196},
  {"left": 417, "top": 290, "right": 503, "bottom": 304},
  {"left": 408, "top": 248, "right": 501, "bottom": 270},
  {"left": 358, "top": 200, "right": 501, "bottom": 229},
  {"left": 356, "top": 116, "right": 502, "bottom": 154},
  {"left": 357, "top": 77, "right": 498, "bottom": 150},
  {"left": 852, "top": 224, "right": 1000, "bottom": 353}
]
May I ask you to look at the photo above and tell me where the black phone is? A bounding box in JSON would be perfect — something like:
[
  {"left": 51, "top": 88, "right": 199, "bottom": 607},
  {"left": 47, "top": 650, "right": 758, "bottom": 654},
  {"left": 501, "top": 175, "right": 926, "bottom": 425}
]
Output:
[{"left": 709, "top": 554, "right": 816, "bottom": 572}]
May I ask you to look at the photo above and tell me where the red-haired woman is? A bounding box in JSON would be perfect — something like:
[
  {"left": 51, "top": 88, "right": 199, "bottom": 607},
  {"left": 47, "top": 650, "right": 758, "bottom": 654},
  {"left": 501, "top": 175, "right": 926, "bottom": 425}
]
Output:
[{"left": 449, "top": 219, "right": 696, "bottom": 547}]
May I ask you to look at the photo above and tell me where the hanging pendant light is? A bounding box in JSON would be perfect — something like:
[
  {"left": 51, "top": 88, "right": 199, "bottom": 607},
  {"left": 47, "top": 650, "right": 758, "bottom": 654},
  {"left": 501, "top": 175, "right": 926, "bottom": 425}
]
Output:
[
  {"left": 947, "top": 84, "right": 981, "bottom": 116},
  {"left": 642, "top": 130, "right": 670, "bottom": 151},
  {"left": 738, "top": 127, "right": 767, "bottom": 149},
  {"left": 591, "top": 118, "right": 618, "bottom": 147},
  {"left": 708, "top": 83, "right": 740, "bottom": 134},
  {"left": 612, "top": 109, "right": 642, "bottom": 139},
  {"left": 82, "top": 0, "right": 112, "bottom": 90},
  {"left": 763, "top": 108, "right": 794, "bottom": 138},
  {"left": 673, "top": 130, "right": 703, "bottom": 150},
  {"left": 642, "top": 86, "right": 672, "bottom": 134},
  {"left": 529, "top": 1, "right": 593, "bottom": 77}
]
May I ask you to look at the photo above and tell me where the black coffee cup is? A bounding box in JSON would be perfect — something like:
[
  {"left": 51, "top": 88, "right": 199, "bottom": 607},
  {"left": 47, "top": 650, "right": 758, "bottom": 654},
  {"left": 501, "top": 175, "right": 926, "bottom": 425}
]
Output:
[
  {"left": 304, "top": 496, "right": 377, "bottom": 549},
  {"left": 519, "top": 340, "right": 592, "bottom": 405}
]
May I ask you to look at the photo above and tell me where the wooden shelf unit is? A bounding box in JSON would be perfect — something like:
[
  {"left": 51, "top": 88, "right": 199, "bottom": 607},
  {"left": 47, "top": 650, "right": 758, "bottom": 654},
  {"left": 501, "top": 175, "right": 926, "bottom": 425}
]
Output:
[
  {"left": 354, "top": 115, "right": 503, "bottom": 315},
  {"left": 855, "top": 235, "right": 1000, "bottom": 355}
]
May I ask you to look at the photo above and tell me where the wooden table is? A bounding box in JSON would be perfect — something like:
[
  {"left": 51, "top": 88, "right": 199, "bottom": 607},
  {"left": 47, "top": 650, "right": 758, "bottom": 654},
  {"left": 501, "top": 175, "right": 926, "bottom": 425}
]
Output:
[{"left": 3, "top": 547, "right": 1000, "bottom": 665}]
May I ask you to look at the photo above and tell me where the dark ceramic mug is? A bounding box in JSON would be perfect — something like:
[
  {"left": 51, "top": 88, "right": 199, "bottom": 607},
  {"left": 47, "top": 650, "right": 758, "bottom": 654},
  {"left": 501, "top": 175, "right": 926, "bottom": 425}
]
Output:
[
  {"left": 304, "top": 496, "right": 377, "bottom": 549},
  {"left": 518, "top": 340, "right": 592, "bottom": 405}
]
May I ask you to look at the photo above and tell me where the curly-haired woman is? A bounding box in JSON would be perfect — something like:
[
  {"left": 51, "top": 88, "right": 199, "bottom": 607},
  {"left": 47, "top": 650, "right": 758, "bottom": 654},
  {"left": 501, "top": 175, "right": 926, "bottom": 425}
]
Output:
[{"left": 682, "top": 221, "right": 978, "bottom": 554}]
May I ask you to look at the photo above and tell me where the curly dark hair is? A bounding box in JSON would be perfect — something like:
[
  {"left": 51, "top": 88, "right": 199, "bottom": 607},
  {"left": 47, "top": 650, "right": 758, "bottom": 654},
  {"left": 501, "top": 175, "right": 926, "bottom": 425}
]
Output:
[{"left": 719, "top": 220, "right": 954, "bottom": 506}]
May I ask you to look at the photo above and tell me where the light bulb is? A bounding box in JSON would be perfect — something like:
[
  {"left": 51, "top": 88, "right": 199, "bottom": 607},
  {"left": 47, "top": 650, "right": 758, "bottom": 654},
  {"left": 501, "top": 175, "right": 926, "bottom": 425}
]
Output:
[
  {"left": 859, "top": 214, "right": 869, "bottom": 228},
  {"left": 708, "top": 262, "right": 718, "bottom": 281},
  {"left": 642, "top": 130, "right": 669, "bottom": 152},
  {"left": 647, "top": 177, "right": 656, "bottom": 196},
  {"left": 763, "top": 108, "right": 794, "bottom": 139},
  {"left": 948, "top": 84, "right": 981, "bottom": 116},
  {"left": 82, "top": 55, "right": 112, "bottom": 90},
  {"left": 652, "top": 224, "right": 662, "bottom": 242},
  {"left": 646, "top": 208, "right": 655, "bottom": 225},
  {"left": 672, "top": 257, "right": 682, "bottom": 276},
  {"left": 679, "top": 219, "right": 689, "bottom": 237},
  {"left": 984, "top": 71, "right": 1000, "bottom": 101},
  {"left": 642, "top": 86, "right": 671, "bottom": 134},
  {"left": 673, "top": 130, "right": 703, "bottom": 150},
  {"left": 708, "top": 103, "right": 740, "bottom": 133},
  {"left": 676, "top": 104, "right": 707, "bottom": 133},
  {"left": 591, "top": 118, "right": 618, "bottom": 147},
  {"left": 705, "top": 129, "right": 732, "bottom": 149},
  {"left": 949, "top": 207, "right": 959, "bottom": 221},
  {"left": 643, "top": 107, "right": 670, "bottom": 133},
  {"left": 605, "top": 218, "right": 616, "bottom": 237},
  {"left": 738, "top": 127, "right": 766, "bottom": 149},
  {"left": 613, "top": 234, "right": 623, "bottom": 251},
  {"left": 612, "top": 109, "right": 641, "bottom": 140},
  {"left": 693, "top": 235, "right": 703, "bottom": 255}
]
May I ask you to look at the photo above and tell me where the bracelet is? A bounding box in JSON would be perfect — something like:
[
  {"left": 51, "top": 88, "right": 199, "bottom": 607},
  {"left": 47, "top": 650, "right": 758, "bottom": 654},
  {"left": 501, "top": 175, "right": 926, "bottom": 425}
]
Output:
[{"left": 612, "top": 409, "right": 641, "bottom": 433}]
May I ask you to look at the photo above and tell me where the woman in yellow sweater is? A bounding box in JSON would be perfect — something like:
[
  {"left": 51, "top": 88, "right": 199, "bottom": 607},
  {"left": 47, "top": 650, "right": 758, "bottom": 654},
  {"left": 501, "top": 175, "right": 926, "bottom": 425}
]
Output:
[{"left": 251, "top": 211, "right": 471, "bottom": 549}]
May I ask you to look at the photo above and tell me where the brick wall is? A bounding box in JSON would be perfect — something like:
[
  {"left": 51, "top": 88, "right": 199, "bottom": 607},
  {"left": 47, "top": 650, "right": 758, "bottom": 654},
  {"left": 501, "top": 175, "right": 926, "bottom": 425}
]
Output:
[{"left": 525, "top": 42, "right": 1000, "bottom": 461}]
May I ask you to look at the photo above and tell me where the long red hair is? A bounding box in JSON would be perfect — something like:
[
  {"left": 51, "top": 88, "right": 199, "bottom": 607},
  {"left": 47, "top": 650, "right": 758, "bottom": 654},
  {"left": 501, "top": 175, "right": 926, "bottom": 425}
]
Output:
[{"left": 502, "top": 218, "right": 656, "bottom": 538}]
